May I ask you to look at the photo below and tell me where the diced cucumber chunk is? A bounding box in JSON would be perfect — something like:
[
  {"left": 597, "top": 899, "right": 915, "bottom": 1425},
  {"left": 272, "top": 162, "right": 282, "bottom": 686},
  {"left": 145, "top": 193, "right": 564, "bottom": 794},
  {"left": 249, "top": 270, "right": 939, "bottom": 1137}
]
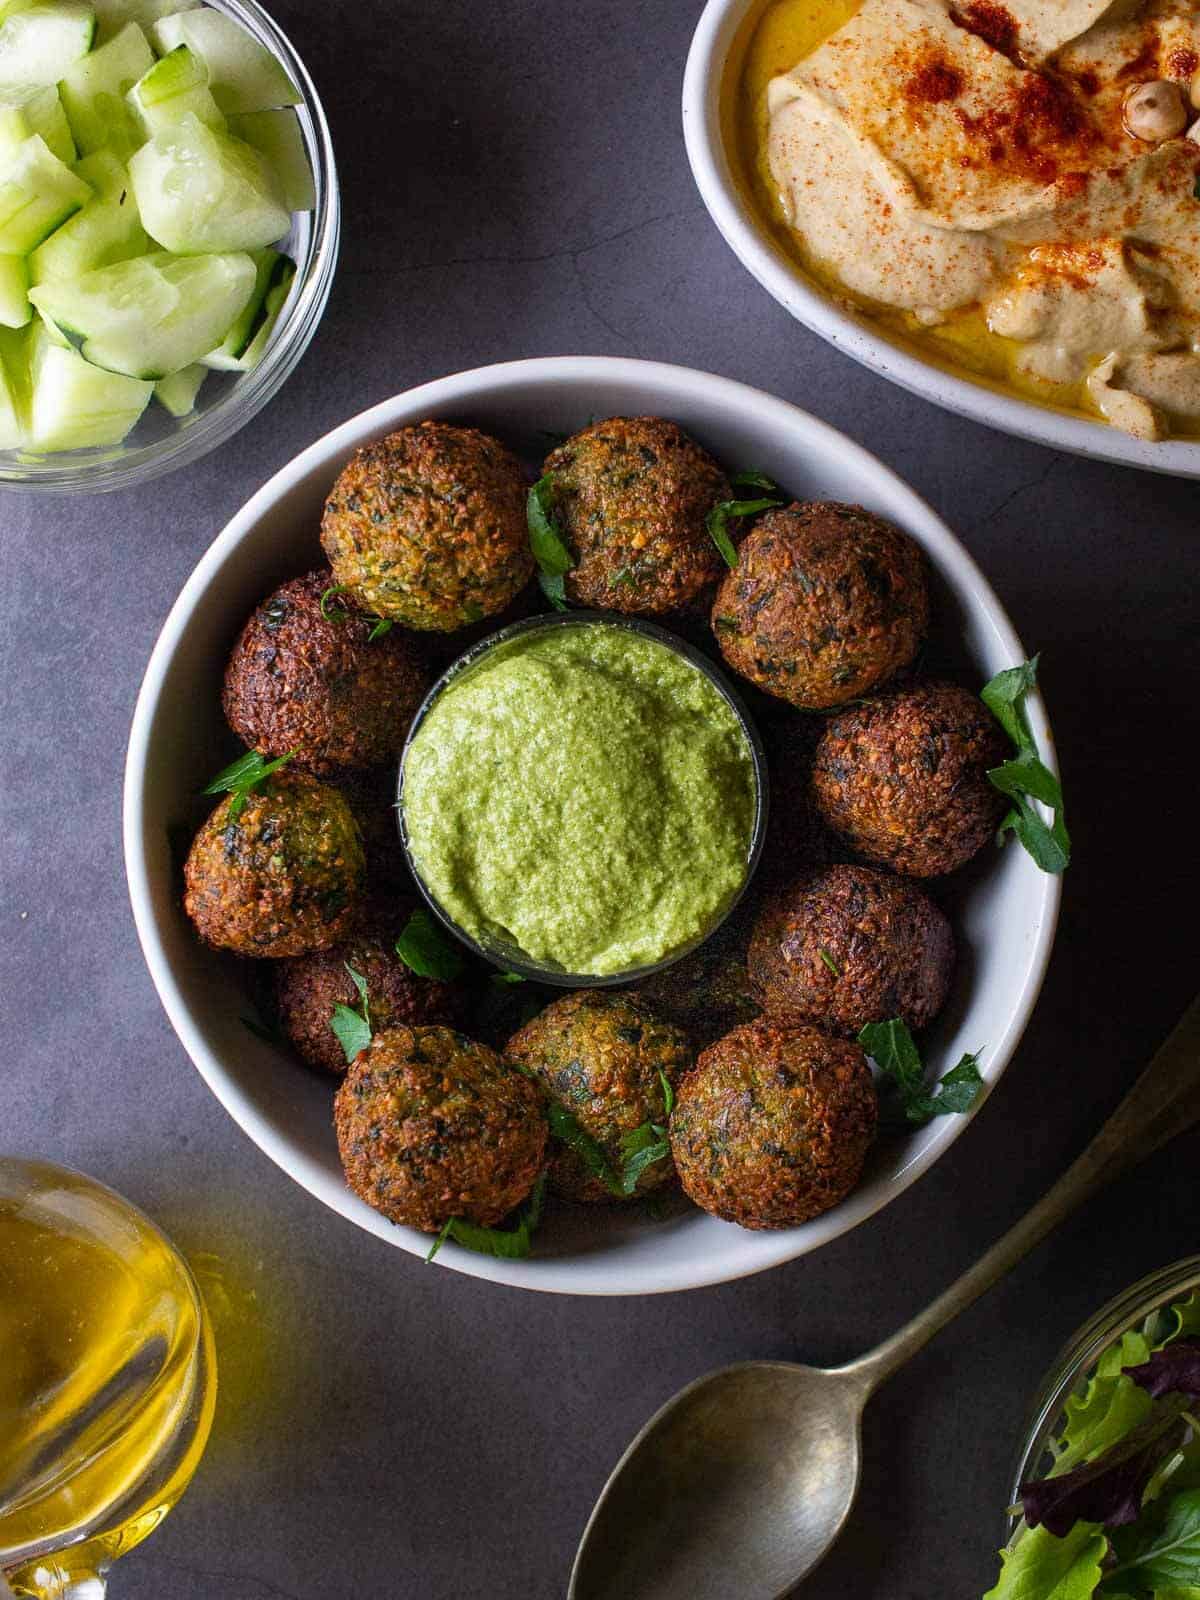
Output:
[
  {"left": 0, "top": 134, "right": 91, "bottom": 253},
  {"left": 129, "top": 111, "right": 289, "bottom": 252},
  {"left": 0, "top": 3, "right": 94, "bottom": 91},
  {"left": 92, "top": 0, "right": 196, "bottom": 46},
  {"left": 0, "top": 322, "right": 28, "bottom": 446},
  {"left": 0, "top": 251, "right": 30, "bottom": 326},
  {"left": 151, "top": 8, "right": 297, "bottom": 114},
  {"left": 201, "top": 243, "right": 287, "bottom": 367},
  {"left": 30, "top": 247, "right": 256, "bottom": 377},
  {"left": 153, "top": 356, "right": 202, "bottom": 414},
  {"left": 29, "top": 151, "right": 146, "bottom": 281},
  {"left": 59, "top": 17, "right": 152, "bottom": 158},
  {"left": 26, "top": 319, "right": 151, "bottom": 448},
  {"left": 0, "top": 83, "right": 75, "bottom": 160},
  {"left": 228, "top": 108, "right": 311, "bottom": 210},
  {"left": 127, "top": 43, "right": 221, "bottom": 134}
]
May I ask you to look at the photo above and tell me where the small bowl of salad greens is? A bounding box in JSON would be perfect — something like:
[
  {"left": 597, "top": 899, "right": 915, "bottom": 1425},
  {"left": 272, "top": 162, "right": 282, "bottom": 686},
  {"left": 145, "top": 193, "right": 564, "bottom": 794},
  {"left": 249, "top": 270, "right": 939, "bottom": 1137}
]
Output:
[
  {"left": 989, "top": 1257, "right": 1200, "bottom": 1600},
  {"left": 0, "top": 0, "right": 338, "bottom": 492}
]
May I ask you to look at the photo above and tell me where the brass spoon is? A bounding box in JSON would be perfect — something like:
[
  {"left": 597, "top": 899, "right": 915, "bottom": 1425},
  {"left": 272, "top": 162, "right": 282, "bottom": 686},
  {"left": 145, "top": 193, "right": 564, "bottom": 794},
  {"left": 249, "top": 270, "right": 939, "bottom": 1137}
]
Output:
[{"left": 569, "top": 996, "right": 1200, "bottom": 1600}]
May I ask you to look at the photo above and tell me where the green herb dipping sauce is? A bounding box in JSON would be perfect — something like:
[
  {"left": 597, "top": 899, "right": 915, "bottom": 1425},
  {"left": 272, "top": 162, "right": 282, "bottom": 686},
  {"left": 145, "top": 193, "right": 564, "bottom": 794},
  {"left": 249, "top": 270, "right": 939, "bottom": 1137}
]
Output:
[{"left": 402, "top": 621, "right": 759, "bottom": 977}]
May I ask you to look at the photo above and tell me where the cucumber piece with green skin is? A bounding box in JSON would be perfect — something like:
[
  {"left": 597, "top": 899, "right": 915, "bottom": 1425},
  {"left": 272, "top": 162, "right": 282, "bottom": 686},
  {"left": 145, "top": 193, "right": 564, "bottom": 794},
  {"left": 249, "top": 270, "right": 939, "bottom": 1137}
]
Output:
[
  {"left": 30, "top": 248, "right": 256, "bottom": 378},
  {"left": 127, "top": 43, "right": 222, "bottom": 135},
  {"left": 25, "top": 319, "right": 151, "bottom": 448},
  {"left": 0, "top": 134, "right": 92, "bottom": 254},
  {"left": 129, "top": 112, "right": 289, "bottom": 253},
  {"left": 228, "top": 109, "right": 311, "bottom": 210},
  {"left": 152, "top": 356, "right": 202, "bottom": 414},
  {"left": 0, "top": 322, "right": 27, "bottom": 446},
  {"left": 0, "top": 252, "right": 30, "bottom": 326},
  {"left": 29, "top": 150, "right": 147, "bottom": 281},
  {"left": 203, "top": 249, "right": 291, "bottom": 370},
  {"left": 59, "top": 18, "right": 152, "bottom": 158},
  {"left": 92, "top": 0, "right": 196, "bottom": 46},
  {"left": 200, "top": 243, "right": 277, "bottom": 362},
  {"left": 0, "top": 83, "right": 75, "bottom": 160},
  {"left": 0, "top": 3, "right": 94, "bottom": 91},
  {"left": 151, "top": 8, "right": 298, "bottom": 114}
]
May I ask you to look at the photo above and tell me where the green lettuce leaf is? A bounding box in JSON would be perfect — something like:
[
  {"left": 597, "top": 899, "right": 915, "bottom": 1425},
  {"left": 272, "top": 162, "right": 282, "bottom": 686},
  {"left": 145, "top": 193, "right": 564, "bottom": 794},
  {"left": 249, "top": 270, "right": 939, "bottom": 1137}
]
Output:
[
  {"left": 984, "top": 1522, "right": 1106, "bottom": 1600},
  {"left": 1051, "top": 1332, "right": 1154, "bottom": 1476},
  {"left": 1108, "top": 1489, "right": 1200, "bottom": 1591}
]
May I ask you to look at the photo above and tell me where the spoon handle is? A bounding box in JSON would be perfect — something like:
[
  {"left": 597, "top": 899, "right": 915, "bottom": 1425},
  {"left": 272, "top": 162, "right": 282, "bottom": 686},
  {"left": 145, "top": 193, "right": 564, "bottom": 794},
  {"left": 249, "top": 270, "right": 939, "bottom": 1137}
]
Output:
[{"left": 845, "top": 992, "right": 1200, "bottom": 1394}]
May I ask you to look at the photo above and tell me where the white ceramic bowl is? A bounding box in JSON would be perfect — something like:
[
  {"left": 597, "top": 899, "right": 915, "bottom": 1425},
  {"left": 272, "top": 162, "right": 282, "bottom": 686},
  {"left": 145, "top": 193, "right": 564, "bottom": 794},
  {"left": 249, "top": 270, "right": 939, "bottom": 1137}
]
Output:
[
  {"left": 682, "top": 0, "right": 1200, "bottom": 480},
  {"left": 124, "top": 356, "right": 1061, "bottom": 1296}
]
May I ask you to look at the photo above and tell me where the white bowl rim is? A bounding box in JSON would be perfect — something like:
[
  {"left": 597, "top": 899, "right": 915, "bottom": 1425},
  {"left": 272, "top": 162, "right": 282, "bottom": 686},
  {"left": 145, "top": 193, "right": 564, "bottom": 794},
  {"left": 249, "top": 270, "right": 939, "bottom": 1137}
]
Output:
[
  {"left": 123, "top": 354, "right": 1062, "bottom": 1296},
  {"left": 680, "top": 0, "right": 1200, "bottom": 481}
]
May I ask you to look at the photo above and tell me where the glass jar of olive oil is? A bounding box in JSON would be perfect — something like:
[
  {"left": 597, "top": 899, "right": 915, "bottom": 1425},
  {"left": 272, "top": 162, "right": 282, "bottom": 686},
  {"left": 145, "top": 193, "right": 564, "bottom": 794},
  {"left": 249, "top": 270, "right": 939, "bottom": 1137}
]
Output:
[{"left": 0, "top": 1159, "right": 215, "bottom": 1599}]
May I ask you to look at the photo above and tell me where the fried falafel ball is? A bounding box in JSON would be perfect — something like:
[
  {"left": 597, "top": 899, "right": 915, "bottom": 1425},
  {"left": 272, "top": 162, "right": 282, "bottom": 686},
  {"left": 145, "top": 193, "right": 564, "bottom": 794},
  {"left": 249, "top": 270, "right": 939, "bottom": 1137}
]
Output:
[
  {"left": 712, "top": 502, "right": 928, "bottom": 710},
  {"left": 633, "top": 892, "right": 760, "bottom": 1050},
  {"left": 811, "top": 680, "right": 1008, "bottom": 877},
  {"left": 183, "top": 771, "right": 365, "bottom": 957},
  {"left": 506, "top": 991, "right": 692, "bottom": 1202},
  {"left": 334, "top": 1025, "right": 547, "bottom": 1231},
  {"left": 221, "top": 570, "right": 430, "bottom": 777},
  {"left": 542, "top": 416, "right": 732, "bottom": 616},
  {"left": 274, "top": 920, "right": 466, "bottom": 1075},
  {"left": 670, "top": 1020, "right": 877, "bottom": 1230},
  {"left": 320, "top": 422, "right": 534, "bottom": 631},
  {"left": 748, "top": 864, "right": 954, "bottom": 1038}
]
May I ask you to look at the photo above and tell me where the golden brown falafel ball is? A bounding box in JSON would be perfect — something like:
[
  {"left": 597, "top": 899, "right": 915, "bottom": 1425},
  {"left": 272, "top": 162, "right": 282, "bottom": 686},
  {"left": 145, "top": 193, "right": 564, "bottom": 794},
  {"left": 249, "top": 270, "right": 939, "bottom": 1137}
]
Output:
[
  {"left": 274, "top": 923, "right": 466, "bottom": 1075},
  {"left": 670, "top": 1020, "right": 877, "bottom": 1229},
  {"left": 748, "top": 865, "right": 954, "bottom": 1038},
  {"left": 334, "top": 1025, "right": 547, "bottom": 1231},
  {"left": 183, "top": 771, "right": 365, "bottom": 957},
  {"left": 221, "top": 571, "right": 429, "bottom": 776},
  {"left": 542, "top": 416, "right": 732, "bottom": 616},
  {"left": 712, "top": 503, "right": 928, "bottom": 710},
  {"left": 506, "top": 991, "right": 691, "bottom": 1202},
  {"left": 320, "top": 422, "right": 534, "bottom": 631},
  {"left": 811, "top": 680, "right": 1008, "bottom": 877}
]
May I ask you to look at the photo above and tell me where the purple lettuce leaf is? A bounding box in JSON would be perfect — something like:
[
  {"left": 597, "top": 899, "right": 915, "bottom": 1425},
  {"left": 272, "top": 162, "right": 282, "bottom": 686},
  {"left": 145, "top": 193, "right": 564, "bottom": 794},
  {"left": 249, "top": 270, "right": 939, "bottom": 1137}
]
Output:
[
  {"left": 1125, "top": 1338, "right": 1200, "bottom": 1400},
  {"left": 1020, "top": 1407, "right": 1188, "bottom": 1537}
]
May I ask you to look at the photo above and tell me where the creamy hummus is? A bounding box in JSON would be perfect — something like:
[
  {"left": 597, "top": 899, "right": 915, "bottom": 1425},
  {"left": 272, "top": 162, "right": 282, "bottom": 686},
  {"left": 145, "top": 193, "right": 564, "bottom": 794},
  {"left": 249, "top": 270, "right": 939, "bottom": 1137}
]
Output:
[{"left": 761, "top": 0, "right": 1200, "bottom": 438}]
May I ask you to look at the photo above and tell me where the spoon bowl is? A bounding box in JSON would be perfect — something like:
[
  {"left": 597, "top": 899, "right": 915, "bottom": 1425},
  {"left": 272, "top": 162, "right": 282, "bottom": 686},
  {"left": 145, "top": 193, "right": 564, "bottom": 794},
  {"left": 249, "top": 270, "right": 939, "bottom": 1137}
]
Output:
[{"left": 569, "top": 1363, "right": 865, "bottom": 1600}]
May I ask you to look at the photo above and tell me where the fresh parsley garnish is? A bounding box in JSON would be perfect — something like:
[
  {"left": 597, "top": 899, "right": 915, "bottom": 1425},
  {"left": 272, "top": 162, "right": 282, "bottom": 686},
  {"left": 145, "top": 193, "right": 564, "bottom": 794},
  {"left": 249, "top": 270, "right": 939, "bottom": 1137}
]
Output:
[
  {"left": 242, "top": 1013, "right": 286, "bottom": 1047},
  {"left": 981, "top": 655, "right": 1070, "bottom": 874},
  {"left": 547, "top": 1103, "right": 624, "bottom": 1193},
  {"left": 857, "top": 1019, "right": 984, "bottom": 1126},
  {"left": 490, "top": 970, "right": 526, "bottom": 988},
  {"left": 426, "top": 1172, "right": 546, "bottom": 1263},
  {"left": 394, "top": 910, "right": 464, "bottom": 980},
  {"left": 202, "top": 748, "right": 295, "bottom": 822},
  {"left": 329, "top": 962, "right": 373, "bottom": 1065},
  {"left": 818, "top": 947, "right": 841, "bottom": 977},
  {"left": 615, "top": 1069, "right": 675, "bottom": 1195},
  {"left": 705, "top": 473, "right": 788, "bottom": 569},
  {"left": 320, "top": 582, "right": 392, "bottom": 639},
  {"left": 527, "top": 474, "right": 574, "bottom": 611}
]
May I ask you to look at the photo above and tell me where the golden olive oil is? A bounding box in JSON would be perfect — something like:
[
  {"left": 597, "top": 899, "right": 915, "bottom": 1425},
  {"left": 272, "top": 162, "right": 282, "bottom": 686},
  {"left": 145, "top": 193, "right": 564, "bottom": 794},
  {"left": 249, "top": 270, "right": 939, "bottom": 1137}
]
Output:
[{"left": 0, "top": 1160, "right": 215, "bottom": 1598}]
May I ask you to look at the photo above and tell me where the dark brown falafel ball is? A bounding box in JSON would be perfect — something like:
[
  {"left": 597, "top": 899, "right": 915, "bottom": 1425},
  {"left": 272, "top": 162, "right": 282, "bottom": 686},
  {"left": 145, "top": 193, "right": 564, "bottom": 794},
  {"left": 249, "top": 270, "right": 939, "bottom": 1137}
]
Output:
[
  {"left": 183, "top": 771, "right": 365, "bottom": 957},
  {"left": 811, "top": 680, "right": 1008, "bottom": 877},
  {"left": 221, "top": 571, "right": 429, "bottom": 777},
  {"left": 337, "top": 767, "right": 411, "bottom": 894},
  {"left": 670, "top": 1020, "right": 877, "bottom": 1229},
  {"left": 633, "top": 891, "right": 761, "bottom": 1050},
  {"left": 274, "top": 924, "right": 466, "bottom": 1075},
  {"left": 543, "top": 417, "right": 731, "bottom": 616},
  {"left": 506, "top": 991, "right": 692, "bottom": 1202},
  {"left": 712, "top": 503, "right": 928, "bottom": 710},
  {"left": 334, "top": 1025, "right": 547, "bottom": 1232},
  {"left": 748, "top": 864, "right": 954, "bottom": 1038},
  {"left": 320, "top": 422, "right": 534, "bottom": 631}
]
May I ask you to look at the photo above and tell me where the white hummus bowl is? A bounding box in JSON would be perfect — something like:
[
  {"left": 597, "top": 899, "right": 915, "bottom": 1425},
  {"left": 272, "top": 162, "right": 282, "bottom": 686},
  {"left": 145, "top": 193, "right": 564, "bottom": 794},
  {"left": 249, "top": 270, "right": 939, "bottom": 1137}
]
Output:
[
  {"left": 682, "top": 0, "right": 1200, "bottom": 480},
  {"left": 124, "top": 356, "right": 1061, "bottom": 1296}
]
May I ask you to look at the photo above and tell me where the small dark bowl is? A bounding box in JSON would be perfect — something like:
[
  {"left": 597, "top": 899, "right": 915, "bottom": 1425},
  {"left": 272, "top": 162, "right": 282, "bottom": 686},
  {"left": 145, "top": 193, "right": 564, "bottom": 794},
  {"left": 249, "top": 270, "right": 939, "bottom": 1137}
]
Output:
[{"left": 395, "top": 609, "right": 769, "bottom": 987}]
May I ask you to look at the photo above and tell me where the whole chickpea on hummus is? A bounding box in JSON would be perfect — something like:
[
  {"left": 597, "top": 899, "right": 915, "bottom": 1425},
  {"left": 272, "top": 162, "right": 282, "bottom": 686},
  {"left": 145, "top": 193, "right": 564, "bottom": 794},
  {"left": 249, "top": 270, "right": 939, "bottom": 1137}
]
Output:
[{"left": 734, "top": 0, "right": 1200, "bottom": 440}]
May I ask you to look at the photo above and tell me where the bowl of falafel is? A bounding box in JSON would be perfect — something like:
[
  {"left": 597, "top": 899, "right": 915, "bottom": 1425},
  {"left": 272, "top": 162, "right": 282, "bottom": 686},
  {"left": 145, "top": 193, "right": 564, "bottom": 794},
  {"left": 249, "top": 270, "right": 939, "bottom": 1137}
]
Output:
[{"left": 124, "top": 355, "right": 1063, "bottom": 1295}]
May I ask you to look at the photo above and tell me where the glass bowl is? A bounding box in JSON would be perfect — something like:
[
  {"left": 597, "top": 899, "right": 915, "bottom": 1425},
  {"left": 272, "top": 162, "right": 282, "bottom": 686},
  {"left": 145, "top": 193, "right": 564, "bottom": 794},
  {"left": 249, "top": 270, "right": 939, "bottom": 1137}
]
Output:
[
  {"left": 0, "top": 0, "right": 339, "bottom": 495},
  {"left": 395, "top": 608, "right": 770, "bottom": 987},
  {"left": 1006, "top": 1255, "right": 1200, "bottom": 1537}
]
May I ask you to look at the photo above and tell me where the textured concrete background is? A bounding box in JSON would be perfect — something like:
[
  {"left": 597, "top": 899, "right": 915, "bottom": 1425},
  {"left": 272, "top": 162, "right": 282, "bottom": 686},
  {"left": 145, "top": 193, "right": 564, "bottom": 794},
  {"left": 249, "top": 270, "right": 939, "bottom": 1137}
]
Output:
[{"left": 3, "top": 2, "right": 1199, "bottom": 1596}]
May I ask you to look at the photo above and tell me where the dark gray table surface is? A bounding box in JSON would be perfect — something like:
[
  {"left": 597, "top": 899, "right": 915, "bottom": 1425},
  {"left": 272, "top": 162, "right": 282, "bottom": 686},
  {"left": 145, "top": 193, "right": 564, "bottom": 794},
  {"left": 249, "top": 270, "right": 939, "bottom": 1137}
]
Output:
[{"left": 3, "top": 2, "right": 1199, "bottom": 1596}]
